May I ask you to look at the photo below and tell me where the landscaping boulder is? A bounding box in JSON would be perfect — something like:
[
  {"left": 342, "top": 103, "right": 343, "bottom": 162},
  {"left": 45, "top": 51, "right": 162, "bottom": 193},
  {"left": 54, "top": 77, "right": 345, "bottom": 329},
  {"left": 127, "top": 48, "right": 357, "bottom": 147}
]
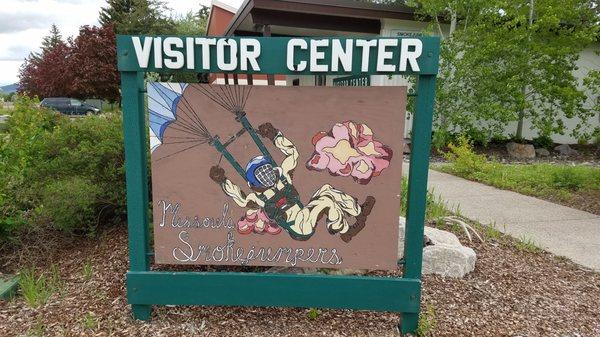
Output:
[
  {"left": 535, "top": 148, "right": 550, "bottom": 157},
  {"left": 506, "top": 142, "right": 535, "bottom": 159},
  {"left": 554, "top": 144, "right": 579, "bottom": 157},
  {"left": 398, "top": 217, "right": 476, "bottom": 278},
  {"left": 403, "top": 138, "right": 411, "bottom": 154}
]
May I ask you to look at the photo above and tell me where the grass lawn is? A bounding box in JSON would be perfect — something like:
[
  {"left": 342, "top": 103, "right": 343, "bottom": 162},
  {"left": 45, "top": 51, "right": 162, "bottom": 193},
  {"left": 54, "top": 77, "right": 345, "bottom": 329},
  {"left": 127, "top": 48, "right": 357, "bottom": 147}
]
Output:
[{"left": 436, "top": 161, "right": 600, "bottom": 214}]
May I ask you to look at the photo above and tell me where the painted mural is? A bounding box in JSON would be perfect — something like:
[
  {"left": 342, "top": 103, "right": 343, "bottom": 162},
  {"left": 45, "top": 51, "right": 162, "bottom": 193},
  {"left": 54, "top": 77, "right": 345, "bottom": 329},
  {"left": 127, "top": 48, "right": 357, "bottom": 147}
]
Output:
[{"left": 149, "top": 83, "right": 406, "bottom": 270}]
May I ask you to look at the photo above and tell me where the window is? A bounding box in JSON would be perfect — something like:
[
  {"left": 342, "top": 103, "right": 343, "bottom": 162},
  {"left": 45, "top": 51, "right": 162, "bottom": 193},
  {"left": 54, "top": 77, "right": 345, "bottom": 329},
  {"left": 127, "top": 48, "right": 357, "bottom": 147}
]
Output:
[{"left": 315, "top": 75, "right": 327, "bottom": 86}]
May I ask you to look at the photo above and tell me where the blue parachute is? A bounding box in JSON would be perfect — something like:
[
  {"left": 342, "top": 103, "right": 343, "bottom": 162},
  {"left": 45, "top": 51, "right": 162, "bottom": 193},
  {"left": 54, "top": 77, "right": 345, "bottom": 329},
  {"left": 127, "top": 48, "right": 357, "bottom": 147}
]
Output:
[{"left": 148, "top": 82, "right": 188, "bottom": 153}]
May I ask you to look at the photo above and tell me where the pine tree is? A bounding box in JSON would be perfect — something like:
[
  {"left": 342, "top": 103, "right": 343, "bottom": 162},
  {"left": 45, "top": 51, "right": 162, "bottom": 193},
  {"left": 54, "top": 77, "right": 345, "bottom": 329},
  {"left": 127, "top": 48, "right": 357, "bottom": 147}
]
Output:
[
  {"left": 98, "top": 0, "right": 174, "bottom": 35},
  {"left": 41, "top": 24, "right": 63, "bottom": 52},
  {"left": 99, "top": 0, "right": 134, "bottom": 27}
]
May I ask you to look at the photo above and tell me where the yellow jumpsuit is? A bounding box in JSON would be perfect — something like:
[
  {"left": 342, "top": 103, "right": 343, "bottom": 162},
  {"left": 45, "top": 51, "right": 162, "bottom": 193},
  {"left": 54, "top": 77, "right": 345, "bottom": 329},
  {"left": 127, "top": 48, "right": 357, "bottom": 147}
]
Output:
[{"left": 219, "top": 132, "right": 362, "bottom": 237}]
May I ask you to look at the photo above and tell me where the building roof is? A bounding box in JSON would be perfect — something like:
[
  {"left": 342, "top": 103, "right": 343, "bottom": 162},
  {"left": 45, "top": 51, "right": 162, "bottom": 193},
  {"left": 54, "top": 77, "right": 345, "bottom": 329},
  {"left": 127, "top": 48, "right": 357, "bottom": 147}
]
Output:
[
  {"left": 206, "top": 0, "right": 238, "bottom": 35},
  {"left": 224, "top": 0, "right": 418, "bottom": 37}
]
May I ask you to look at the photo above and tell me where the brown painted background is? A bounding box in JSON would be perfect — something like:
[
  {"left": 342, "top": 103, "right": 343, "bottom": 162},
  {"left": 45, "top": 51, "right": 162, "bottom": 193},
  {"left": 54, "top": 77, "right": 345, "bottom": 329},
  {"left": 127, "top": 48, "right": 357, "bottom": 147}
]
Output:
[{"left": 151, "top": 85, "right": 406, "bottom": 270}]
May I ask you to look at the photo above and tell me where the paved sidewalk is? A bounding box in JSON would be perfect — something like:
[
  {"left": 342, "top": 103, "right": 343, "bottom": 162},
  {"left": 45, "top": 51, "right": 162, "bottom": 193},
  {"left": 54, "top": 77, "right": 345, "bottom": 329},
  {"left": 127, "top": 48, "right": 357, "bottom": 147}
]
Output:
[{"left": 403, "top": 163, "right": 600, "bottom": 271}]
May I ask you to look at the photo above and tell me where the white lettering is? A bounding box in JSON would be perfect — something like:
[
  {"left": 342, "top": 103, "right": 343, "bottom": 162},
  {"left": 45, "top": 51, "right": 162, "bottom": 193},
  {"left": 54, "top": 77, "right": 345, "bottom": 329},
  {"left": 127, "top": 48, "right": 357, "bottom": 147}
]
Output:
[
  {"left": 355, "top": 39, "right": 377, "bottom": 72},
  {"left": 287, "top": 39, "right": 307, "bottom": 72},
  {"left": 132, "top": 36, "right": 153, "bottom": 68},
  {"left": 195, "top": 38, "right": 216, "bottom": 70},
  {"left": 185, "top": 37, "right": 195, "bottom": 70},
  {"left": 217, "top": 39, "right": 237, "bottom": 71},
  {"left": 163, "top": 37, "right": 184, "bottom": 69},
  {"left": 331, "top": 39, "right": 353, "bottom": 72},
  {"left": 153, "top": 37, "right": 162, "bottom": 68},
  {"left": 376, "top": 39, "right": 397, "bottom": 72},
  {"left": 240, "top": 39, "right": 261, "bottom": 71},
  {"left": 310, "top": 39, "right": 329, "bottom": 72},
  {"left": 399, "top": 38, "right": 422, "bottom": 72}
]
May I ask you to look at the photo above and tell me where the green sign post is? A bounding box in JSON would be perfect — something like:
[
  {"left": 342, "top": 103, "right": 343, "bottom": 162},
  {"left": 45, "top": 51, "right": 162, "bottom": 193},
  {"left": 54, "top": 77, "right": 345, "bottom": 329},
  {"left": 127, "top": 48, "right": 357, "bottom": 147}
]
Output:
[{"left": 116, "top": 35, "right": 439, "bottom": 334}]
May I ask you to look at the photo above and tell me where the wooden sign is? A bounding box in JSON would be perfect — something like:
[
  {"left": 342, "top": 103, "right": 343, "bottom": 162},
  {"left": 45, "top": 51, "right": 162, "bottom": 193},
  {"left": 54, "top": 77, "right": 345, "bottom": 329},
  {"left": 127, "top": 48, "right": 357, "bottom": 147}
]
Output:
[{"left": 149, "top": 84, "right": 406, "bottom": 270}]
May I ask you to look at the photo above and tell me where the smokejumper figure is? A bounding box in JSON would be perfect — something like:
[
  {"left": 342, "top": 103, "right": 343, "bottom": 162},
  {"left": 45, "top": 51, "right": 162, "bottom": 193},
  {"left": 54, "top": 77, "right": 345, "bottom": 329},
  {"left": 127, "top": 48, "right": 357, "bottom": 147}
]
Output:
[{"left": 209, "top": 122, "right": 375, "bottom": 242}]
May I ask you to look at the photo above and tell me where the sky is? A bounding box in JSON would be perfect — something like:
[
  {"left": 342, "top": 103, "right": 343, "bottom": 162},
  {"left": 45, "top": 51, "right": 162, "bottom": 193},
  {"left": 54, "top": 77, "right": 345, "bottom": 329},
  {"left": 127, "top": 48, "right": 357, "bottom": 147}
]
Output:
[{"left": 0, "top": 0, "right": 244, "bottom": 86}]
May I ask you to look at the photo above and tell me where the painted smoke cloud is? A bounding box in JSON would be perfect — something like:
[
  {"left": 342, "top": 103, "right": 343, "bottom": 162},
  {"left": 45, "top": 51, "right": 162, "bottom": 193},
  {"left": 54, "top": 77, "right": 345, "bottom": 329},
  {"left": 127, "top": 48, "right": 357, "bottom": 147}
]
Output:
[{"left": 306, "top": 121, "right": 393, "bottom": 184}]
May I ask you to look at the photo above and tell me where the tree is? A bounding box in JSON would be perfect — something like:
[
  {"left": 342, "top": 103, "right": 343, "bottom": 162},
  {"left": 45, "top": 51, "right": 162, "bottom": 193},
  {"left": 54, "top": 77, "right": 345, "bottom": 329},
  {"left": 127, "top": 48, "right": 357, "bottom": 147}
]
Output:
[
  {"left": 164, "top": 7, "right": 211, "bottom": 83},
  {"left": 98, "top": 0, "right": 175, "bottom": 35},
  {"left": 18, "top": 27, "right": 72, "bottom": 98},
  {"left": 412, "top": 0, "right": 599, "bottom": 144},
  {"left": 41, "top": 24, "right": 63, "bottom": 52},
  {"left": 69, "top": 25, "right": 120, "bottom": 103}
]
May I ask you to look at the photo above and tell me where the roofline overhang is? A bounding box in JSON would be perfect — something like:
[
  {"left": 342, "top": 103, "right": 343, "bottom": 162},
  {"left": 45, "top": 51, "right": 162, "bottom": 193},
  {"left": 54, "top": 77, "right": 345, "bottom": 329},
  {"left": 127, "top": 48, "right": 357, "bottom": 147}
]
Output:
[{"left": 224, "top": 0, "right": 417, "bottom": 36}]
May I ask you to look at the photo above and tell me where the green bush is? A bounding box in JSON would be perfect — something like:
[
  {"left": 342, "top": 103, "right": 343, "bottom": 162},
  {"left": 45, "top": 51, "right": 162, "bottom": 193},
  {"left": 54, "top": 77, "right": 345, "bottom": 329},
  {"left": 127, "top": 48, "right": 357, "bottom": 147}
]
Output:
[
  {"left": 532, "top": 135, "right": 554, "bottom": 150},
  {"left": 443, "top": 136, "right": 490, "bottom": 177},
  {"left": 0, "top": 96, "right": 125, "bottom": 242},
  {"left": 35, "top": 177, "right": 102, "bottom": 233},
  {"left": 551, "top": 168, "right": 587, "bottom": 191}
]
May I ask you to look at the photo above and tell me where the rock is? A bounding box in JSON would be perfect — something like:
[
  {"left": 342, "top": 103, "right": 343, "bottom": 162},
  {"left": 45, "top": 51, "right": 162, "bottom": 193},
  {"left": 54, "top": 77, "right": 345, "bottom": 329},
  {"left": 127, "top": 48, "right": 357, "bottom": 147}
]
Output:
[
  {"left": 506, "top": 142, "right": 535, "bottom": 159},
  {"left": 554, "top": 144, "right": 579, "bottom": 157},
  {"left": 398, "top": 217, "right": 476, "bottom": 278},
  {"left": 422, "top": 244, "right": 476, "bottom": 278},
  {"left": 535, "top": 148, "right": 550, "bottom": 157},
  {"left": 403, "top": 138, "right": 411, "bottom": 154}
]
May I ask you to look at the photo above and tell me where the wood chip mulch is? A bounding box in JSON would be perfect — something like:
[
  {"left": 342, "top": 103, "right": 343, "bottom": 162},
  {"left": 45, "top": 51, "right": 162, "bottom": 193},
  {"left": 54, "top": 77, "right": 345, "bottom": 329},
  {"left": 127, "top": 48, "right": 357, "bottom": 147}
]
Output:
[{"left": 0, "top": 224, "right": 599, "bottom": 337}]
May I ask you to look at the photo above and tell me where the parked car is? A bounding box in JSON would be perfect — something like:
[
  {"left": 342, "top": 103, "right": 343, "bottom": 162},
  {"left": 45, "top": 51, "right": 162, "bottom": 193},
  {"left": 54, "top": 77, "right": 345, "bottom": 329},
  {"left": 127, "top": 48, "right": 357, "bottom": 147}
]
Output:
[{"left": 40, "top": 98, "right": 100, "bottom": 115}]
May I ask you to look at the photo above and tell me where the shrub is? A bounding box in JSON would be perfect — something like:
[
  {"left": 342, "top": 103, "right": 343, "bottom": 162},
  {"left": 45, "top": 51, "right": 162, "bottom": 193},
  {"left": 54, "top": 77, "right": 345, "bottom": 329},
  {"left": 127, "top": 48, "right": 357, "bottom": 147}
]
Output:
[
  {"left": 551, "top": 168, "right": 586, "bottom": 191},
  {"left": 443, "top": 136, "right": 489, "bottom": 177},
  {"left": 35, "top": 177, "right": 102, "bottom": 233},
  {"left": 532, "top": 135, "right": 554, "bottom": 150},
  {"left": 0, "top": 96, "right": 126, "bottom": 242}
]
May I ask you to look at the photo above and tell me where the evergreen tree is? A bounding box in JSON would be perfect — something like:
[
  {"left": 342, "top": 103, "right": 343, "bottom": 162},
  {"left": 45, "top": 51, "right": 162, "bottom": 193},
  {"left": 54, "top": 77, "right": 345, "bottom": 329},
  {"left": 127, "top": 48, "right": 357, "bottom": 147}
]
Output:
[
  {"left": 99, "top": 0, "right": 134, "bottom": 27},
  {"left": 98, "top": 0, "right": 174, "bottom": 35},
  {"left": 41, "top": 24, "right": 63, "bottom": 52}
]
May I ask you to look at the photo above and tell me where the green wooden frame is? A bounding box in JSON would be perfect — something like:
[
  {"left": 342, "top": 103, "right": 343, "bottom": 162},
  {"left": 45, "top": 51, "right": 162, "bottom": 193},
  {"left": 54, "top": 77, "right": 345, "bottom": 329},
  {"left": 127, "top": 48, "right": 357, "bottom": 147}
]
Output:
[{"left": 117, "top": 36, "right": 439, "bottom": 334}]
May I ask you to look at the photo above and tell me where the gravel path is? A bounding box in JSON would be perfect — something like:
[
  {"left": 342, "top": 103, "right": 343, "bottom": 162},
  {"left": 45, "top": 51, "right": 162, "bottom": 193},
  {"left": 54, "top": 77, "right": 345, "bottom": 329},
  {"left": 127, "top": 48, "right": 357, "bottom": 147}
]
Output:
[{"left": 1, "top": 224, "right": 599, "bottom": 337}]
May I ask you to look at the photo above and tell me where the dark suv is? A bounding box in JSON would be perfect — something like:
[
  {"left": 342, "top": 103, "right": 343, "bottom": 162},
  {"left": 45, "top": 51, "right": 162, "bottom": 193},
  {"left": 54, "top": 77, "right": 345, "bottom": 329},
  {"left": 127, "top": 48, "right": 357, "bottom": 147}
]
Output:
[{"left": 40, "top": 98, "right": 100, "bottom": 115}]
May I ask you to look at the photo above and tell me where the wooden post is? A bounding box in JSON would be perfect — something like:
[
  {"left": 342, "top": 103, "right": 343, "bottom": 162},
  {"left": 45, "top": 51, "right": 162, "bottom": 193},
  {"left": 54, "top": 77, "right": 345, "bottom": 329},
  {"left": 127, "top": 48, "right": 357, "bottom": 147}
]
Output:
[
  {"left": 400, "top": 74, "right": 436, "bottom": 333},
  {"left": 121, "top": 71, "right": 152, "bottom": 320}
]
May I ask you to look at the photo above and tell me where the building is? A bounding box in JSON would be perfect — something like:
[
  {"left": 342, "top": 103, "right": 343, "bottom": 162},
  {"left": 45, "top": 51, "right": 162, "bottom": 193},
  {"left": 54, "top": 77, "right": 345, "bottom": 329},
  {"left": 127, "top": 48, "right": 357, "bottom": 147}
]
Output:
[{"left": 206, "top": 0, "right": 600, "bottom": 143}]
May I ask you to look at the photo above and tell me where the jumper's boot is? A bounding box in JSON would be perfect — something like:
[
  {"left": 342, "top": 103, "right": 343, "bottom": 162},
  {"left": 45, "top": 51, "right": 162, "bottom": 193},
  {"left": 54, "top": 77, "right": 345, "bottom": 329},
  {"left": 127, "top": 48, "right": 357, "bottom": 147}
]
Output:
[{"left": 340, "top": 196, "right": 375, "bottom": 243}]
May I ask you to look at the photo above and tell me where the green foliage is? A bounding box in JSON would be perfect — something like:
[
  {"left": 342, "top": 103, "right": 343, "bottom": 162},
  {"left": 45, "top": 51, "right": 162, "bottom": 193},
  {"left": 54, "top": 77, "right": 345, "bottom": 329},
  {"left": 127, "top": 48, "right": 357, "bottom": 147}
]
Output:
[
  {"left": 443, "top": 136, "right": 489, "bottom": 177},
  {"left": 551, "top": 168, "right": 587, "bottom": 190},
  {"left": 35, "top": 177, "right": 102, "bottom": 233},
  {"left": 417, "top": 304, "right": 436, "bottom": 337},
  {"left": 82, "top": 260, "right": 93, "bottom": 281},
  {"left": 307, "top": 308, "right": 321, "bottom": 320},
  {"left": 531, "top": 135, "right": 554, "bottom": 149},
  {"left": 414, "top": 0, "right": 599, "bottom": 144},
  {"left": 438, "top": 142, "right": 600, "bottom": 202},
  {"left": 0, "top": 96, "right": 126, "bottom": 242},
  {"left": 99, "top": 0, "right": 175, "bottom": 35},
  {"left": 82, "top": 312, "right": 98, "bottom": 330},
  {"left": 515, "top": 236, "right": 542, "bottom": 254},
  {"left": 19, "top": 266, "right": 62, "bottom": 308},
  {"left": 26, "top": 319, "right": 46, "bottom": 337},
  {"left": 400, "top": 177, "right": 448, "bottom": 221}
]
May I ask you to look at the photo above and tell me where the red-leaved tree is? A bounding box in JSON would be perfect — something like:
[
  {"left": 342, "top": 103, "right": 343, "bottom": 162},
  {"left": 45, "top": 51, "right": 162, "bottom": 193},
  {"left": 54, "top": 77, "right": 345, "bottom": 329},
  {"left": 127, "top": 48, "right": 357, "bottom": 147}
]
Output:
[
  {"left": 69, "top": 25, "right": 120, "bottom": 103},
  {"left": 19, "top": 25, "right": 120, "bottom": 103},
  {"left": 19, "top": 41, "right": 72, "bottom": 98}
]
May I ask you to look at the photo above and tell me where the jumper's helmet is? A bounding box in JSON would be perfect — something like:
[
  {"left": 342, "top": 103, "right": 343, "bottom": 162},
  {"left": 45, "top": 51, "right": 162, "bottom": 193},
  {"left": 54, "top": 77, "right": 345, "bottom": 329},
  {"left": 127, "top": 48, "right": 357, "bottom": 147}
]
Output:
[{"left": 246, "top": 156, "right": 277, "bottom": 188}]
